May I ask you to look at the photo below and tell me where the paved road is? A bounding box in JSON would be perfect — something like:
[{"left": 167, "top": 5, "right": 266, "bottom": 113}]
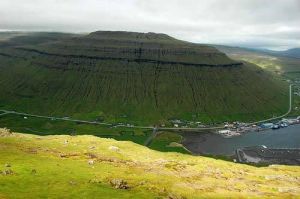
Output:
[
  {"left": 0, "top": 110, "right": 225, "bottom": 131},
  {"left": 0, "top": 112, "right": 8, "bottom": 117},
  {"left": 144, "top": 127, "right": 158, "bottom": 146},
  {"left": 0, "top": 109, "right": 154, "bottom": 129},
  {"left": 158, "top": 126, "right": 224, "bottom": 131}
]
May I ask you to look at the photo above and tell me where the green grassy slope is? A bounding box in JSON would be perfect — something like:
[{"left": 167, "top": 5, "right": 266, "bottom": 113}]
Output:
[
  {"left": 213, "top": 45, "right": 300, "bottom": 118},
  {"left": 0, "top": 31, "right": 288, "bottom": 125},
  {"left": 0, "top": 129, "right": 299, "bottom": 199}
]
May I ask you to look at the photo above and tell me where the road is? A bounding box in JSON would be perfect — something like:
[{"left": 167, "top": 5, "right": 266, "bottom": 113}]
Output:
[
  {"left": 144, "top": 127, "right": 158, "bottom": 146},
  {"left": 0, "top": 109, "right": 153, "bottom": 129},
  {"left": 0, "top": 112, "right": 8, "bottom": 117},
  {"left": 0, "top": 110, "right": 225, "bottom": 131}
]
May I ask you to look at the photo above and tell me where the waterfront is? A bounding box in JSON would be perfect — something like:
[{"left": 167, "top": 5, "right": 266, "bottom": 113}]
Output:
[{"left": 181, "top": 124, "right": 300, "bottom": 156}]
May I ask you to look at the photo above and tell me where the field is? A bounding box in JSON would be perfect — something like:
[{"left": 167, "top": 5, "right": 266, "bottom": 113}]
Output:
[
  {"left": 149, "top": 131, "right": 190, "bottom": 153},
  {"left": 0, "top": 114, "right": 189, "bottom": 153},
  {"left": 0, "top": 128, "right": 299, "bottom": 198}
]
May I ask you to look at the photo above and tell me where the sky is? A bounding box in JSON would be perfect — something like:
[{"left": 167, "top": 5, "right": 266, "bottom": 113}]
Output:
[{"left": 0, "top": 0, "right": 300, "bottom": 50}]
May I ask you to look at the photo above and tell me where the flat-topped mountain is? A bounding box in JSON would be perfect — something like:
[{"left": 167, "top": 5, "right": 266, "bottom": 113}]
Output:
[
  {"left": 0, "top": 31, "right": 288, "bottom": 124},
  {"left": 12, "top": 31, "right": 239, "bottom": 66},
  {"left": 84, "top": 31, "right": 236, "bottom": 65}
]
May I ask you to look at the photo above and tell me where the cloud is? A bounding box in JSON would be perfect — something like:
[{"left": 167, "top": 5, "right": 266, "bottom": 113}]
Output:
[{"left": 0, "top": 0, "right": 299, "bottom": 50}]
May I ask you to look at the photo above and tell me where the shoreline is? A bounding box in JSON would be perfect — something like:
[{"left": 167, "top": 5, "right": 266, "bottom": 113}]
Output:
[{"left": 179, "top": 124, "right": 300, "bottom": 156}]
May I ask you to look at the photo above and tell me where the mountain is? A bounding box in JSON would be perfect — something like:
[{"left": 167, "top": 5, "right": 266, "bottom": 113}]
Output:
[
  {"left": 276, "top": 48, "right": 300, "bottom": 59},
  {"left": 0, "top": 32, "right": 76, "bottom": 47},
  {"left": 252, "top": 48, "right": 300, "bottom": 59},
  {"left": 1, "top": 128, "right": 299, "bottom": 198},
  {"left": 213, "top": 45, "right": 300, "bottom": 78},
  {"left": 0, "top": 31, "right": 288, "bottom": 125},
  {"left": 214, "top": 45, "right": 300, "bottom": 60}
]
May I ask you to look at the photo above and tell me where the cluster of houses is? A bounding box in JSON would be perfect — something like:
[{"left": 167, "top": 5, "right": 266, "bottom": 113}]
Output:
[
  {"left": 293, "top": 84, "right": 300, "bottom": 96},
  {"left": 111, "top": 122, "right": 135, "bottom": 128},
  {"left": 217, "top": 116, "right": 300, "bottom": 138},
  {"left": 169, "top": 119, "right": 206, "bottom": 128},
  {"left": 294, "top": 91, "right": 300, "bottom": 96}
]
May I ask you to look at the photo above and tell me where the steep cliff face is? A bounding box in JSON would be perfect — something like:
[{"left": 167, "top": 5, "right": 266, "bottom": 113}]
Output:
[
  {"left": 10, "top": 31, "right": 239, "bottom": 66},
  {"left": 0, "top": 31, "right": 288, "bottom": 124}
]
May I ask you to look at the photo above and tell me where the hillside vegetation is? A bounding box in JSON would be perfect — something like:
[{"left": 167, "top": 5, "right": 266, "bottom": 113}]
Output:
[
  {"left": 0, "top": 128, "right": 299, "bottom": 198},
  {"left": 0, "top": 31, "right": 288, "bottom": 125},
  {"left": 214, "top": 44, "right": 300, "bottom": 118}
]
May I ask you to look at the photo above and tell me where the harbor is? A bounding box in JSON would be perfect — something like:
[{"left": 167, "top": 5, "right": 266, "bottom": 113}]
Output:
[
  {"left": 181, "top": 124, "right": 300, "bottom": 156},
  {"left": 216, "top": 116, "right": 300, "bottom": 138}
]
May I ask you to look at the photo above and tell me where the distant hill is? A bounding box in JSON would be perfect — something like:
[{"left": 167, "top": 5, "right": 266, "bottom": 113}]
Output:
[
  {"left": 253, "top": 48, "right": 300, "bottom": 59},
  {"left": 0, "top": 129, "right": 299, "bottom": 198},
  {"left": 213, "top": 45, "right": 300, "bottom": 59},
  {"left": 0, "top": 31, "right": 288, "bottom": 125},
  {"left": 275, "top": 48, "right": 300, "bottom": 59},
  {"left": 0, "top": 32, "right": 77, "bottom": 47},
  {"left": 214, "top": 44, "right": 300, "bottom": 77}
]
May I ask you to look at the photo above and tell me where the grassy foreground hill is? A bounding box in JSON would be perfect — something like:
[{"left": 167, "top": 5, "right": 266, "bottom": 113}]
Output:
[
  {"left": 0, "top": 31, "right": 288, "bottom": 125},
  {"left": 0, "top": 128, "right": 299, "bottom": 198}
]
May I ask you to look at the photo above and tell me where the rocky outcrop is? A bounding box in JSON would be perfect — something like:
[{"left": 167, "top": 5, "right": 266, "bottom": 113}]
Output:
[{"left": 15, "top": 47, "right": 243, "bottom": 68}]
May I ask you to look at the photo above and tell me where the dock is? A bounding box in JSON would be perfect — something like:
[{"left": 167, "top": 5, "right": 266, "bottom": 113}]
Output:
[{"left": 236, "top": 145, "right": 300, "bottom": 165}]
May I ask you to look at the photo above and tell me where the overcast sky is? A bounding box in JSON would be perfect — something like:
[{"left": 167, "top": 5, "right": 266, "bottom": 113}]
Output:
[{"left": 0, "top": 0, "right": 299, "bottom": 50}]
